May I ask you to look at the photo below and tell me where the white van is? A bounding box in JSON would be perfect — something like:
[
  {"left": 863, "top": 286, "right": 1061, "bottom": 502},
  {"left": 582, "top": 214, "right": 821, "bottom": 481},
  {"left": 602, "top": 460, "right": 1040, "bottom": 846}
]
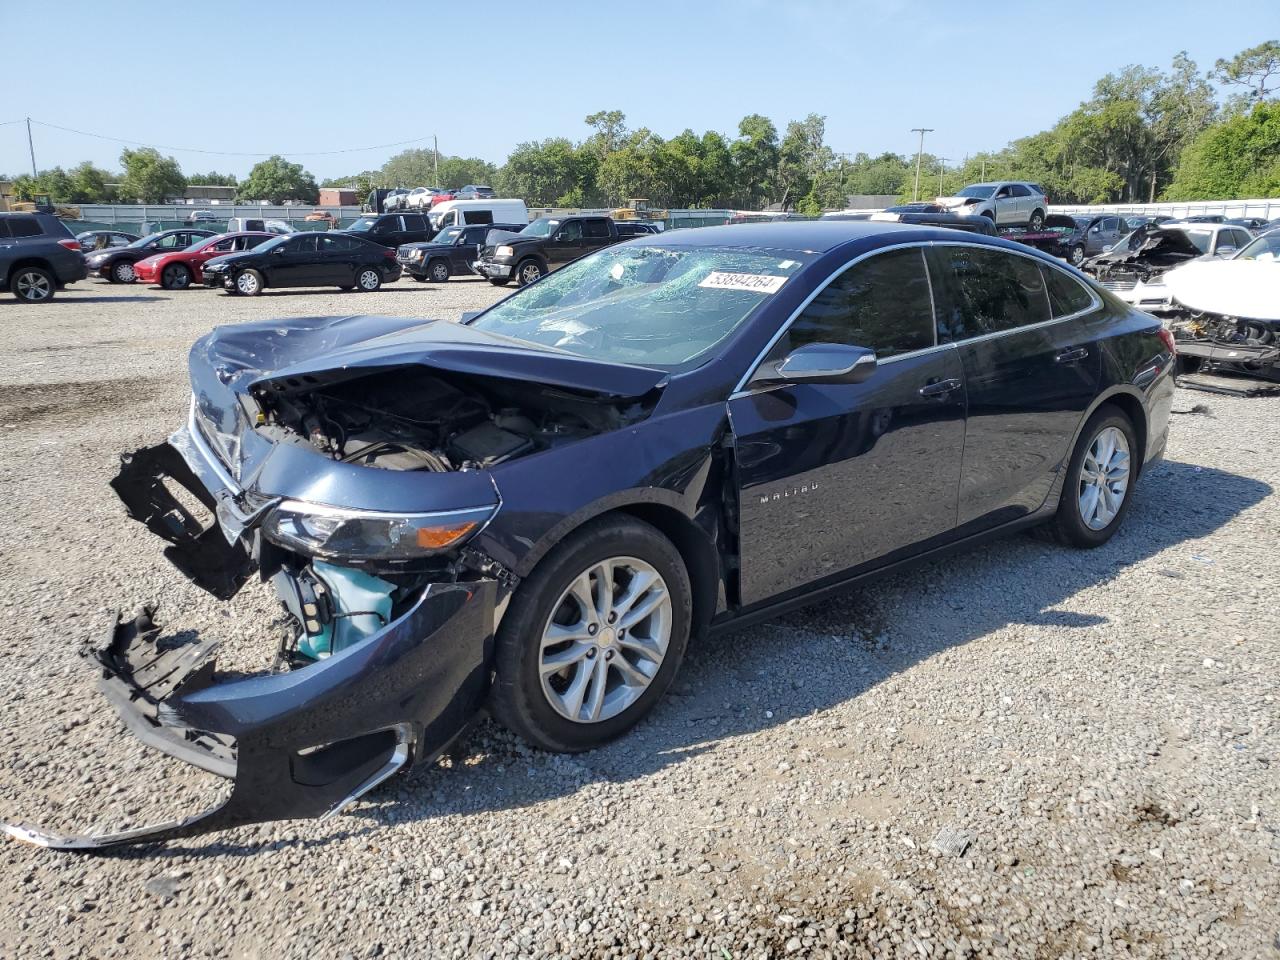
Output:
[
  {"left": 225, "top": 217, "right": 295, "bottom": 235},
  {"left": 429, "top": 199, "right": 528, "bottom": 231}
]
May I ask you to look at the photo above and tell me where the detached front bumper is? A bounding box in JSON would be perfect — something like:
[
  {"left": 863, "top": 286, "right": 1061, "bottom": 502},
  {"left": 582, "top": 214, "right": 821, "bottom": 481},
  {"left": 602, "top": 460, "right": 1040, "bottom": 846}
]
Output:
[
  {"left": 473, "top": 258, "right": 514, "bottom": 280},
  {"left": 4, "top": 421, "right": 497, "bottom": 850}
]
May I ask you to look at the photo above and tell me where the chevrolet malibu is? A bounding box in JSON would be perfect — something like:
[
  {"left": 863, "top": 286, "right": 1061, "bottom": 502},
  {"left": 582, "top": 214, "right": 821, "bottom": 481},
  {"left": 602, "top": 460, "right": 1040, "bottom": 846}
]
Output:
[{"left": 6, "top": 222, "right": 1174, "bottom": 848}]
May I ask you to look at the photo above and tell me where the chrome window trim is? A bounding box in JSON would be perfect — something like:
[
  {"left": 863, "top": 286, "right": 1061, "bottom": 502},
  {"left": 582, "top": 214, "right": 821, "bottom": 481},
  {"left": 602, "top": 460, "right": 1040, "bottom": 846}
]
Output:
[{"left": 731, "top": 239, "right": 1103, "bottom": 396}]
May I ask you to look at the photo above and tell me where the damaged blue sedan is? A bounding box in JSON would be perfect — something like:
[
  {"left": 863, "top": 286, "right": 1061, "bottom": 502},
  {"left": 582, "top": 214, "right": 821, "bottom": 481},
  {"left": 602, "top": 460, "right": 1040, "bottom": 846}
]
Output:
[{"left": 5, "top": 222, "right": 1175, "bottom": 848}]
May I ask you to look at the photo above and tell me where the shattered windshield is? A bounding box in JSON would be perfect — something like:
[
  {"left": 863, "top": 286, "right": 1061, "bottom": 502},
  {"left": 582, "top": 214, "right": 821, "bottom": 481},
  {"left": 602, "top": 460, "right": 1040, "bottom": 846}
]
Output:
[
  {"left": 1235, "top": 234, "right": 1280, "bottom": 261},
  {"left": 469, "top": 245, "right": 811, "bottom": 368},
  {"left": 520, "top": 218, "right": 560, "bottom": 237}
]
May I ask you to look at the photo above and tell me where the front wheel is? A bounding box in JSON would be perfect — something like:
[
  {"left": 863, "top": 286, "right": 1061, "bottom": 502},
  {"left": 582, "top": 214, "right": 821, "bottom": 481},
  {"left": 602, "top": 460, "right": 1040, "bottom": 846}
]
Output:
[
  {"left": 234, "top": 269, "right": 264, "bottom": 297},
  {"left": 12, "top": 266, "right": 55, "bottom": 303},
  {"left": 1070, "top": 245, "right": 1086, "bottom": 266},
  {"left": 516, "top": 259, "right": 545, "bottom": 286},
  {"left": 489, "top": 515, "right": 692, "bottom": 753},
  {"left": 1028, "top": 209, "right": 1045, "bottom": 231},
  {"left": 427, "top": 259, "right": 450, "bottom": 283},
  {"left": 160, "top": 263, "right": 191, "bottom": 290},
  {"left": 355, "top": 267, "right": 382, "bottom": 292},
  {"left": 112, "top": 261, "right": 136, "bottom": 284},
  {"left": 1042, "top": 407, "right": 1138, "bottom": 548}
]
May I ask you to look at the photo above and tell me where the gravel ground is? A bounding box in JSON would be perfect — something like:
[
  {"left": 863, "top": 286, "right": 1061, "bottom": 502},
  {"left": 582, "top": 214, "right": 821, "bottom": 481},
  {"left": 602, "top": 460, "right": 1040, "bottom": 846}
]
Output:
[{"left": 0, "top": 278, "right": 1277, "bottom": 960}]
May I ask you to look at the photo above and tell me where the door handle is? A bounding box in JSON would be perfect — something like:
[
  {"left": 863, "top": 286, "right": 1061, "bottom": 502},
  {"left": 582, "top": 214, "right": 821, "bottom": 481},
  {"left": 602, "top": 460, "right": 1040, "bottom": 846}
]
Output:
[
  {"left": 1055, "top": 346, "right": 1089, "bottom": 364},
  {"left": 919, "top": 378, "right": 962, "bottom": 398}
]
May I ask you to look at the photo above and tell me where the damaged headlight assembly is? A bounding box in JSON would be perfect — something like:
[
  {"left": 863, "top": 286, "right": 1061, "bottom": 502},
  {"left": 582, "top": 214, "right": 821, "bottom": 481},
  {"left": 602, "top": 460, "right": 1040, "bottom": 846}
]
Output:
[{"left": 261, "top": 501, "right": 496, "bottom": 561}]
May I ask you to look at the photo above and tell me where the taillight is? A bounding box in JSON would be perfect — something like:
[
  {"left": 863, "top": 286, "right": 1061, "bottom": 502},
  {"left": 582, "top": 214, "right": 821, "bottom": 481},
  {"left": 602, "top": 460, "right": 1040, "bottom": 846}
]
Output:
[
  {"left": 1157, "top": 327, "right": 1177, "bottom": 356},
  {"left": 58, "top": 239, "right": 81, "bottom": 251},
  {"left": 384, "top": 248, "right": 396, "bottom": 260}
]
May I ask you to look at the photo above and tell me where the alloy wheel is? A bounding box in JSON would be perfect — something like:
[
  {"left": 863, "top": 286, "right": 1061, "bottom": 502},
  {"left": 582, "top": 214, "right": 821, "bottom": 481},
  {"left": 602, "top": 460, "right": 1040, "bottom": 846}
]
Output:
[
  {"left": 430, "top": 262, "right": 449, "bottom": 282},
  {"left": 1071, "top": 246, "right": 1085, "bottom": 266},
  {"left": 15, "top": 270, "right": 52, "bottom": 302},
  {"left": 1078, "top": 426, "right": 1131, "bottom": 531},
  {"left": 236, "top": 272, "right": 259, "bottom": 295},
  {"left": 538, "top": 557, "right": 672, "bottom": 724},
  {"left": 162, "top": 265, "right": 189, "bottom": 289},
  {"left": 359, "top": 269, "right": 380, "bottom": 290},
  {"left": 115, "top": 262, "right": 135, "bottom": 283}
]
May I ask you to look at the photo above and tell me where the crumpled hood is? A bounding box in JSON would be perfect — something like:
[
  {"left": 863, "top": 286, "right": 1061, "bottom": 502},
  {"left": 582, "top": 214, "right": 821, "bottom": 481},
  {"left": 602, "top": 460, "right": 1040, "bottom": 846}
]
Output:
[
  {"left": 935, "top": 196, "right": 980, "bottom": 208},
  {"left": 1164, "top": 259, "right": 1280, "bottom": 321}
]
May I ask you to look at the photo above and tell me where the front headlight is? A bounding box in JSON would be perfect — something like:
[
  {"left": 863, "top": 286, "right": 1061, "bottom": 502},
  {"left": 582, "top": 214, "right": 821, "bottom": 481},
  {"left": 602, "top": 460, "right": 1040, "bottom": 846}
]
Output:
[
  {"left": 410, "top": 249, "right": 425, "bottom": 260},
  {"left": 261, "top": 500, "right": 494, "bottom": 561},
  {"left": 495, "top": 245, "right": 514, "bottom": 258}
]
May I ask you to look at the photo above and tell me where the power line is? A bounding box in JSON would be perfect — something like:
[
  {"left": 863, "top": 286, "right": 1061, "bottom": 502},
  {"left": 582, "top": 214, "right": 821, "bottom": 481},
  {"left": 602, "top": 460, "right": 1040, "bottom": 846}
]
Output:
[
  {"left": 0, "top": 119, "right": 24, "bottom": 127},
  {"left": 25, "top": 119, "right": 439, "bottom": 158}
]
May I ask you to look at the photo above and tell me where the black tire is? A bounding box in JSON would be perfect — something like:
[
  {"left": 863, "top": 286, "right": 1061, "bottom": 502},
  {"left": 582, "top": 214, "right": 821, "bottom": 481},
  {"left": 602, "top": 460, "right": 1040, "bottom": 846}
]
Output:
[
  {"left": 112, "top": 260, "right": 136, "bottom": 284},
  {"left": 160, "top": 263, "right": 191, "bottom": 290},
  {"left": 515, "top": 258, "right": 545, "bottom": 287},
  {"left": 234, "top": 269, "right": 264, "bottom": 297},
  {"left": 427, "top": 259, "right": 450, "bottom": 283},
  {"left": 982, "top": 210, "right": 996, "bottom": 224},
  {"left": 489, "top": 515, "right": 692, "bottom": 753},
  {"left": 488, "top": 278, "right": 510, "bottom": 287},
  {"left": 1028, "top": 208, "right": 1045, "bottom": 231},
  {"left": 1070, "top": 245, "right": 1086, "bottom": 267},
  {"left": 339, "top": 285, "right": 355, "bottom": 291},
  {"left": 1041, "top": 406, "right": 1139, "bottom": 548},
  {"left": 355, "top": 266, "right": 382, "bottom": 292},
  {"left": 411, "top": 275, "right": 429, "bottom": 283},
  {"left": 11, "top": 266, "right": 55, "bottom": 303}
]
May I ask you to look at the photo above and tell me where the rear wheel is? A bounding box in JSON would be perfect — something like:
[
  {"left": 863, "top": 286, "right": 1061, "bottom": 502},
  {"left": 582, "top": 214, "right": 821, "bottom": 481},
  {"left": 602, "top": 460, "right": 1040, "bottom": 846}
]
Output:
[
  {"left": 489, "top": 515, "right": 691, "bottom": 753},
  {"left": 112, "top": 261, "right": 136, "bottom": 284},
  {"left": 427, "top": 259, "right": 450, "bottom": 283},
  {"left": 516, "top": 259, "right": 545, "bottom": 286},
  {"left": 1042, "top": 407, "right": 1138, "bottom": 548},
  {"left": 234, "top": 269, "right": 263, "bottom": 296},
  {"left": 356, "top": 267, "right": 382, "bottom": 292},
  {"left": 160, "top": 263, "right": 191, "bottom": 290},
  {"left": 12, "top": 266, "right": 55, "bottom": 303}
]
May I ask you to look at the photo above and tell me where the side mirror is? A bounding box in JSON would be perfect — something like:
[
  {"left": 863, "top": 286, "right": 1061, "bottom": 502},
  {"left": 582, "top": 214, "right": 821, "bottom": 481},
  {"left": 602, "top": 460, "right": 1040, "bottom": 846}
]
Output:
[
  {"left": 272, "top": 245, "right": 287, "bottom": 255},
  {"left": 752, "top": 343, "right": 878, "bottom": 387}
]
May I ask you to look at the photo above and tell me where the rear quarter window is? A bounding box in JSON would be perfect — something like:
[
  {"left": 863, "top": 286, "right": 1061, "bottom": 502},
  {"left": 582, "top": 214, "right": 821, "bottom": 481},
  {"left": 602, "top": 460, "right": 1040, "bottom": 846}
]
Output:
[
  {"left": 7, "top": 217, "right": 43, "bottom": 238},
  {"left": 1041, "top": 264, "right": 1096, "bottom": 318}
]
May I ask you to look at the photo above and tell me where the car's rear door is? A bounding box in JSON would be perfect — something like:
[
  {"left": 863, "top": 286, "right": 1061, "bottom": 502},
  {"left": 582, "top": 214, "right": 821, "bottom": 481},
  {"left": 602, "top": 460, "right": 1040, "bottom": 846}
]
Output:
[
  {"left": 729, "top": 246, "right": 967, "bottom": 605},
  {"left": 580, "top": 217, "right": 615, "bottom": 255},
  {"left": 320, "top": 234, "right": 362, "bottom": 282},
  {"left": 926, "top": 243, "right": 1102, "bottom": 533}
]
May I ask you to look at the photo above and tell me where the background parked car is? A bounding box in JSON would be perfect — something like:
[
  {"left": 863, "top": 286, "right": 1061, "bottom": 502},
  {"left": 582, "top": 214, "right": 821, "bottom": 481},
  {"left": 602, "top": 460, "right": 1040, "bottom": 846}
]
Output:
[
  {"left": 133, "top": 232, "right": 275, "bottom": 289},
  {"left": 404, "top": 187, "right": 442, "bottom": 210},
  {"left": 428, "top": 199, "right": 529, "bottom": 231},
  {"left": 1044, "top": 214, "right": 1132, "bottom": 265},
  {"left": 396, "top": 222, "right": 525, "bottom": 282},
  {"left": 75, "top": 229, "right": 139, "bottom": 253},
  {"left": 201, "top": 232, "right": 400, "bottom": 296},
  {"left": 84, "top": 228, "right": 217, "bottom": 283},
  {"left": 225, "top": 217, "right": 294, "bottom": 235},
  {"left": 0, "top": 212, "right": 87, "bottom": 303},
  {"left": 185, "top": 210, "right": 218, "bottom": 224},
  {"left": 342, "top": 212, "right": 435, "bottom": 248},
  {"left": 473, "top": 214, "right": 624, "bottom": 286},
  {"left": 305, "top": 211, "right": 338, "bottom": 227},
  {"left": 381, "top": 189, "right": 412, "bottom": 212},
  {"left": 868, "top": 210, "right": 999, "bottom": 235},
  {"left": 936, "top": 181, "right": 1048, "bottom": 229},
  {"left": 614, "top": 221, "right": 663, "bottom": 237},
  {"left": 456, "top": 185, "right": 496, "bottom": 200}
]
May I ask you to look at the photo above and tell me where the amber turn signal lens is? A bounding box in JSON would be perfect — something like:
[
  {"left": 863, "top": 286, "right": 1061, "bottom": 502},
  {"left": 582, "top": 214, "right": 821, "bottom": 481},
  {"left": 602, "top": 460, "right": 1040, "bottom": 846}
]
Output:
[{"left": 415, "top": 521, "right": 478, "bottom": 549}]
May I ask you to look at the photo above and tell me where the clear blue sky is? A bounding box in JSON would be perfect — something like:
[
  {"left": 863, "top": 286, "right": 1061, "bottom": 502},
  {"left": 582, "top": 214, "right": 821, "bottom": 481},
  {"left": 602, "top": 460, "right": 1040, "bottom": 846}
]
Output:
[{"left": 2, "top": 0, "right": 1275, "bottom": 181}]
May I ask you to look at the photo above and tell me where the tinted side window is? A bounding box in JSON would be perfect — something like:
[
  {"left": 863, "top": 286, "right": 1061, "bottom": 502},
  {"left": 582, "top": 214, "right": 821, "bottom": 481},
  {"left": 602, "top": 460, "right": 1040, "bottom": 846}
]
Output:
[
  {"left": 403, "top": 214, "right": 426, "bottom": 230},
  {"left": 558, "top": 221, "right": 584, "bottom": 241},
  {"left": 935, "top": 246, "right": 1051, "bottom": 339},
  {"left": 0, "top": 221, "right": 10, "bottom": 239},
  {"left": 8, "top": 217, "right": 42, "bottom": 238},
  {"left": 786, "top": 248, "right": 935, "bottom": 358},
  {"left": 461, "top": 227, "right": 486, "bottom": 244},
  {"left": 1009, "top": 184, "right": 1030, "bottom": 197},
  {"left": 291, "top": 235, "right": 319, "bottom": 254},
  {"left": 1041, "top": 264, "right": 1095, "bottom": 318},
  {"left": 582, "top": 218, "right": 611, "bottom": 239}
]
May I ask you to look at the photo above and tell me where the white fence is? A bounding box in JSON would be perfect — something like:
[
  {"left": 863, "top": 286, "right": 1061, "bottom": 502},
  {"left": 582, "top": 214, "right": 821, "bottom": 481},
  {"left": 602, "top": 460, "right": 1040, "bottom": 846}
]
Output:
[{"left": 1049, "top": 197, "right": 1280, "bottom": 220}]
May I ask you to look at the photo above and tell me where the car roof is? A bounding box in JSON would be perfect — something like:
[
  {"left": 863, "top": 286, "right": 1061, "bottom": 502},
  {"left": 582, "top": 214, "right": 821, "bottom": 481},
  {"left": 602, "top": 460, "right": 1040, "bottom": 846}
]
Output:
[{"left": 636, "top": 220, "right": 1019, "bottom": 254}]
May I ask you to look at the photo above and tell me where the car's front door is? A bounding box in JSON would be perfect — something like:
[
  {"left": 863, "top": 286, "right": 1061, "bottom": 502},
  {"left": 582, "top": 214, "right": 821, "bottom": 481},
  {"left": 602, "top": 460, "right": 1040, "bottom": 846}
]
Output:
[
  {"left": 267, "top": 234, "right": 319, "bottom": 286},
  {"left": 991, "top": 185, "right": 1014, "bottom": 224},
  {"left": 454, "top": 226, "right": 487, "bottom": 271},
  {"left": 926, "top": 244, "right": 1102, "bottom": 533},
  {"left": 547, "top": 220, "right": 586, "bottom": 267},
  {"left": 729, "top": 246, "right": 967, "bottom": 605}
]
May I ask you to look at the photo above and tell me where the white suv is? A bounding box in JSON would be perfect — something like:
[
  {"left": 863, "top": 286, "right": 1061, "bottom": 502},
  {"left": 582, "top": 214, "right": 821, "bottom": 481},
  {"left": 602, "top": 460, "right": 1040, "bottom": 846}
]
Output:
[{"left": 937, "top": 181, "right": 1048, "bottom": 229}]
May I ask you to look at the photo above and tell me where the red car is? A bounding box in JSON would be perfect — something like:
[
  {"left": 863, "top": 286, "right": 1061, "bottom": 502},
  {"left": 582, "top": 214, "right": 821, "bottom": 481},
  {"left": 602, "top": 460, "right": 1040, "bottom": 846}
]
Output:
[{"left": 134, "top": 232, "right": 275, "bottom": 289}]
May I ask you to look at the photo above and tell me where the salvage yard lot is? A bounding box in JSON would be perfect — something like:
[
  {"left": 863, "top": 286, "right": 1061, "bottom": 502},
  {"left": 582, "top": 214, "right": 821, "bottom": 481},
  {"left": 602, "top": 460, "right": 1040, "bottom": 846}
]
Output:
[{"left": 1, "top": 279, "right": 1278, "bottom": 960}]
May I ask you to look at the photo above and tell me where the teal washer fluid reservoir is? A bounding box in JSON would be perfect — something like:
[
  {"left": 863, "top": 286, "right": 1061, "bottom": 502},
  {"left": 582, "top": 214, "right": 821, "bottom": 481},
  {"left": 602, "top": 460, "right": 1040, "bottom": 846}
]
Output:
[{"left": 297, "top": 561, "right": 396, "bottom": 660}]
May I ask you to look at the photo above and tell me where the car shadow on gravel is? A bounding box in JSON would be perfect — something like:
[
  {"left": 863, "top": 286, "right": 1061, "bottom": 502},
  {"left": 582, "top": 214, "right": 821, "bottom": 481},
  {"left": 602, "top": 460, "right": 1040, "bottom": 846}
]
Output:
[
  {"left": 0, "top": 295, "right": 170, "bottom": 305},
  {"left": 351, "top": 459, "right": 1271, "bottom": 832},
  {"left": 135, "top": 458, "right": 1271, "bottom": 856}
]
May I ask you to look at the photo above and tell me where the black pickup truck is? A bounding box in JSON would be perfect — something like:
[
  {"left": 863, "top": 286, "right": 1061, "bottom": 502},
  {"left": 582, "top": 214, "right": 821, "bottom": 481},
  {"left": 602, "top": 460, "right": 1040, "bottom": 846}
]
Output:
[
  {"left": 396, "top": 222, "right": 525, "bottom": 282},
  {"left": 472, "top": 215, "right": 625, "bottom": 286}
]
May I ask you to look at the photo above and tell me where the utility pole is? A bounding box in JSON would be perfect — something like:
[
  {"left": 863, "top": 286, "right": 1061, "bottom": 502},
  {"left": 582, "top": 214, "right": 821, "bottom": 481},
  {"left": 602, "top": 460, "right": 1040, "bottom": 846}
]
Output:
[
  {"left": 911, "top": 128, "right": 933, "bottom": 201},
  {"left": 26, "top": 117, "right": 37, "bottom": 177},
  {"left": 433, "top": 134, "right": 439, "bottom": 186},
  {"left": 937, "top": 158, "right": 949, "bottom": 198},
  {"left": 980, "top": 157, "right": 987, "bottom": 180}
]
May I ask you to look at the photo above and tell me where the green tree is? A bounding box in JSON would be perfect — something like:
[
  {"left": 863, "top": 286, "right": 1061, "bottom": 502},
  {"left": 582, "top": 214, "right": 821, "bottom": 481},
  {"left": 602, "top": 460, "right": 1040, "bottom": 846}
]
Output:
[
  {"left": 186, "top": 171, "right": 238, "bottom": 186},
  {"left": 13, "top": 167, "right": 73, "bottom": 202},
  {"left": 118, "top": 147, "right": 186, "bottom": 203},
  {"left": 1211, "top": 40, "right": 1280, "bottom": 103},
  {"left": 496, "top": 138, "right": 590, "bottom": 205},
  {"left": 67, "top": 161, "right": 115, "bottom": 202},
  {"left": 1164, "top": 101, "right": 1280, "bottom": 199},
  {"left": 435, "top": 155, "right": 497, "bottom": 189},
  {"left": 239, "top": 155, "right": 319, "bottom": 203},
  {"left": 381, "top": 148, "right": 439, "bottom": 186},
  {"left": 583, "top": 110, "right": 628, "bottom": 161},
  {"left": 321, "top": 170, "right": 380, "bottom": 199},
  {"left": 729, "top": 114, "right": 779, "bottom": 208},
  {"left": 776, "top": 114, "right": 831, "bottom": 210}
]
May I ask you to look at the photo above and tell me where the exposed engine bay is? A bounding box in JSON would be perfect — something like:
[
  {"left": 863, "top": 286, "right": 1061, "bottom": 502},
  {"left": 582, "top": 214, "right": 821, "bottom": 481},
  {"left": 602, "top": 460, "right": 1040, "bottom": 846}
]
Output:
[
  {"left": 1169, "top": 311, "right": 1280, "bottom": 393},
  {"left": 253, "top": 368, "right": 644, "bottom": 472},
  {"left": 1083, "top": 225, "right": 1203, "bottom": 290}
]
